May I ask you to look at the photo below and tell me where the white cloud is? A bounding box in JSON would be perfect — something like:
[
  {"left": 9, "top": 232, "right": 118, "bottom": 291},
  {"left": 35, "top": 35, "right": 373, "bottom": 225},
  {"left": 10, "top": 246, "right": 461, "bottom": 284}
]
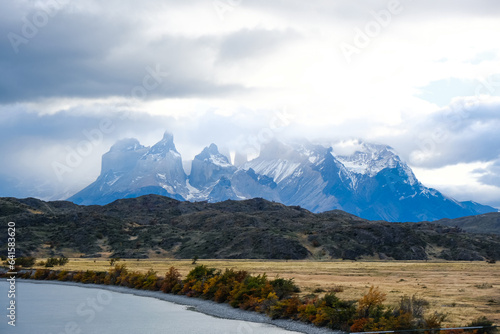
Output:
[{"left": 412, "top": 162, "right": 500, "bottom": 209}]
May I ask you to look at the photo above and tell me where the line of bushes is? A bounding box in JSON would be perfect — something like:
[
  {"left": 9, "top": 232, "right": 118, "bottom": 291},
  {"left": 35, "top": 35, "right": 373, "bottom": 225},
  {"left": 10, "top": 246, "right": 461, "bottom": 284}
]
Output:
[
  {"left": 4, "top": 264, "right": 496, "bottom": 333},
  {"left": 2, "top": 256, "right": 69, "bottom": 268}
]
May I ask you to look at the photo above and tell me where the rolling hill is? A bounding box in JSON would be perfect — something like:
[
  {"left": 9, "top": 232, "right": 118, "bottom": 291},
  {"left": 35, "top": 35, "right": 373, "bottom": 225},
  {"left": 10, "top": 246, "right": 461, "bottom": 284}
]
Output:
[{"left": 1, "top": 195, "right": 499, "bottom": 261}]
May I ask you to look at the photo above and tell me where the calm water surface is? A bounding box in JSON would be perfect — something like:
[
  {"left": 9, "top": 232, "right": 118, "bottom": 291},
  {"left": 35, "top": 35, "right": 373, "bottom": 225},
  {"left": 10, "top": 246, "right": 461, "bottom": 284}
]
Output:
[{"left": 0, "top": 281, "right": 301, "bottom": 334}]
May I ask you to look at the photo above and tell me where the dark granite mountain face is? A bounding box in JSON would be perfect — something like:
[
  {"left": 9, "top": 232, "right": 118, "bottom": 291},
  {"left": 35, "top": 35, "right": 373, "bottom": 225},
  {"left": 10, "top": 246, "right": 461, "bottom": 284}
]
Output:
[
  {"left": 189, "top": 143, "right": 236, "bottom": 189},
  {"left": 69, "top": 133, "right": 187, "bottom": 205},
  {"left": 1, "top": 195, "right": 499, "bottom": 261}
]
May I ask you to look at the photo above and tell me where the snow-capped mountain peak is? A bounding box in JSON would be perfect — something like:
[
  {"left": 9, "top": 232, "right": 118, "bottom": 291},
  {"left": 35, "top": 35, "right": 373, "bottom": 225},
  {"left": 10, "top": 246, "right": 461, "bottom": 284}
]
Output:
[
  {"left": 333, "top": 141, "right": 417, "bottom": 185},
  {"left": 196, "top": 143, "right": 232, "bottom": 168},
  {"left": 189, "top": 144, "right": 236, "bottom": 189},
  {"left": 69, "top": 135, "right": 497, "bottom": 222},
  {"left": 148, "top": 131, "right": 179, "bottom": 156}
]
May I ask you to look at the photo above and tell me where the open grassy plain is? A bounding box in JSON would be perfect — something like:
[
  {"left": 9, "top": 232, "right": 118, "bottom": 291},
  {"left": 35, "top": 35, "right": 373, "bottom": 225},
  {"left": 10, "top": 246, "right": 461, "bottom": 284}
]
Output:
[{"left": 35, "top": 258, "right": 499, "bottom": 326}]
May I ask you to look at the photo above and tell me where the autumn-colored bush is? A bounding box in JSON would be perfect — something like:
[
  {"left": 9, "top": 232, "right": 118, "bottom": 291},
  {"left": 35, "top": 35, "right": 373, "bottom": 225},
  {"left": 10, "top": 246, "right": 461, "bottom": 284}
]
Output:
[
  {"left": 311, "top": 292, "right": 356, "bottom": 330},
  {"left": 269, "top": 296, "right": 302, "bottom": 319},
  {"left": 351, "top": 317, "right": 370, "bottom": 332},
  {"left": 33, "top": 269, "right": 50, "bottom": 280},
  {"left": 229, "top": 274, "right": 270, "bottom": 308},
  {"left": 257, "top": 292, "right": 279, "bottom": 313},
  {"left": 57, "top": 270, "right": 71, "bottom": 281},
  {"left": 297, "top": 300, "right": 318, "bottom": 323},
  {"left": 181, "top": 265, "right": 218, "bottom": 297},
  {"left": 201, "top": 268, "right": 245, "bottom": 301},
  {"left": 47, "top": 270, "right": 58, "bottom": 280},
  {"left": 81, "top": 270, "right": 97, "bottom": 283},
  {"left": 161, "top": 267, "right": 182, "bottom": 293},
  {"left": 103, "top": 264, "right": 128, "bottom": 285},
  {"left": 358, "top": 285, "right": 387, "bottom": 318},
  {"left": 20, "top": 270, "right": 33, "bottom": 279}
]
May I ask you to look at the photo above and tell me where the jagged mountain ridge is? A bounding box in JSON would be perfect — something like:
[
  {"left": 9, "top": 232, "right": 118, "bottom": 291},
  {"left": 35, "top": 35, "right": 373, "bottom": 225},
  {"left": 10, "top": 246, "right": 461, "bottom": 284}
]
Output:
[{"left": 68, "top": 132, "right": 497, "bottom": 222}]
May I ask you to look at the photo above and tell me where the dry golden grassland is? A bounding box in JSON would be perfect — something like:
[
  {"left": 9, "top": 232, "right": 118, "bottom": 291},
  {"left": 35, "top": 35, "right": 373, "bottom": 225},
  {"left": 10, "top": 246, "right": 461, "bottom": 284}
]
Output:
[{"left": 38, "top": 259, "right": 499, "bottom": 326}]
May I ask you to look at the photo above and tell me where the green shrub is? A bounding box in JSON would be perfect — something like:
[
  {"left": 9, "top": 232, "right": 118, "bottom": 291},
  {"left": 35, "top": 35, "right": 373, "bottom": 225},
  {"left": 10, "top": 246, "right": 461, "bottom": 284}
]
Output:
[
  {"left": 44, "top": 257, "right": 69, "bottom": 267},
  {"left": 270, "top": 277, "right": 300, "bottom": 299},
  {"left": 468, "top": 317, "right": 497, "bottom": 334},
  {"left": 12, "top": 257, "right": 36, "bottom": 267}
]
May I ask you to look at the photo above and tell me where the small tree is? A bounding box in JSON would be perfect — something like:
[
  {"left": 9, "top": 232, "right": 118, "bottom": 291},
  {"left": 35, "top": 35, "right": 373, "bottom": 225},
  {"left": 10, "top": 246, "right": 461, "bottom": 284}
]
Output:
[
  {"left": 58, "top": 256, "right": 69, "bottom": 266},
  {"left": 109, "top": 257, "right": 120, "bottom": 266},
  {"left": 192, "top": 255, "right": 199, "bottom": 265},
  {"left": 357, "top": 286, "right": 386, "bottom": 318},
  {"left": 45, "top": 258, "right": 58, "bottom": 267}
]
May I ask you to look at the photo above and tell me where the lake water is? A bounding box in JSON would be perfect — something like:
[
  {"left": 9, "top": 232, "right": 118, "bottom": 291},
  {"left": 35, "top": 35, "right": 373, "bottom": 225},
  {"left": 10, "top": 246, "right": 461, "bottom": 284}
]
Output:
[{"left": 0, "top": 280, "right": 301, "bottom": 334}]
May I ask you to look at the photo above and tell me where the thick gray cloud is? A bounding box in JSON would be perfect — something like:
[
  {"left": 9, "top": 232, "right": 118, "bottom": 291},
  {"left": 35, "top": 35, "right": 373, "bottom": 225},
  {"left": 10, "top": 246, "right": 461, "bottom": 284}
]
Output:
[
  {"left": 2, "top": 0, "right": 500, "bottom": 103},
  {"left": 0, "top": 1, "right": 258, "bottom": 103},
  {"left": 476, "top": 159, "right": 500, "bottom": 187},
  {"left": 402, "top": 98, "right": 500, "bottom": 168}
]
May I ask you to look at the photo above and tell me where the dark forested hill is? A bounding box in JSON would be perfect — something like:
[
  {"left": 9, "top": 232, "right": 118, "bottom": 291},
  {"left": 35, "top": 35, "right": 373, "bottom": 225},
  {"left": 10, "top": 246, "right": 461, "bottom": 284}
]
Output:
[
  {"left": 1, "top": 195, "right": 499, "bottom": 261},
  {"left": 434, "top": 212, "right": 500, "bottom": 235}
]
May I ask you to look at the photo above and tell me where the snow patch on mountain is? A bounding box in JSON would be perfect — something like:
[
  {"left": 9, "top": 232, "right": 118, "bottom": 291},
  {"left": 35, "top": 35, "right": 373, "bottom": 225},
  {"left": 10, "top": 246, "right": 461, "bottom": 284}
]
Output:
[
  {"left": 209, "top": 155, "right": 232, "bottom": 168},
  {"left": 244, "top": 159, "right": 302, "bottom": 184},
  {"left": 68, "top": 134, "right": 498, "bottom": 222},
  {"left": 334, "top": 141, "right": 418, "bottom": 186}
]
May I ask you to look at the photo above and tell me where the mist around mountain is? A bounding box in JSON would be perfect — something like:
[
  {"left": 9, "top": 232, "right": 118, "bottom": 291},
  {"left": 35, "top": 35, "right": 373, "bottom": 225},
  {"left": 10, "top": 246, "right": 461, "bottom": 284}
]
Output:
[{"left": 68, "top": 132, "right": 497, "bottom": 222}]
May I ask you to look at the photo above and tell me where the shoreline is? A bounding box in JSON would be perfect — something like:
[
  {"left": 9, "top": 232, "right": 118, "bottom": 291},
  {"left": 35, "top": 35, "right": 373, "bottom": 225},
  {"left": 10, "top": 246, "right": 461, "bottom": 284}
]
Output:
[{"left": 21, "top": 279, "right": 340, "bottom": 334}]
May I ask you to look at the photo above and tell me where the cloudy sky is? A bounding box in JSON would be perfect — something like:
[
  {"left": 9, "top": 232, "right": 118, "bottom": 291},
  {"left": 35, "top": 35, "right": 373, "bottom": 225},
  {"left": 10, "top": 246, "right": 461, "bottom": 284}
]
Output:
[{"left": 1, "top": 0, "right": 500, "bottom": 208}]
